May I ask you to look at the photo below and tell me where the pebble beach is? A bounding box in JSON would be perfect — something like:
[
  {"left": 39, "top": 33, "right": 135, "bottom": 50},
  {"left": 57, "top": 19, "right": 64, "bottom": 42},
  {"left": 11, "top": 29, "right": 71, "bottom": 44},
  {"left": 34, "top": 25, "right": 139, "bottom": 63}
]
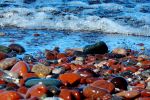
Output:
[{"left": 0, "top": 0, "right": 150, "bottom": 100}]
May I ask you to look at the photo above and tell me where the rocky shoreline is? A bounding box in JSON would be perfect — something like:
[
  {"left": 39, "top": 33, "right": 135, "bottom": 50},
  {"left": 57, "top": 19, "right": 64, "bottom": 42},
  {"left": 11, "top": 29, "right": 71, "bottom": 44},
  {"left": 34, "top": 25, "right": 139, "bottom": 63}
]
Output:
[{"left": 0, "top": 41, "right": 150, "bottom": 100}]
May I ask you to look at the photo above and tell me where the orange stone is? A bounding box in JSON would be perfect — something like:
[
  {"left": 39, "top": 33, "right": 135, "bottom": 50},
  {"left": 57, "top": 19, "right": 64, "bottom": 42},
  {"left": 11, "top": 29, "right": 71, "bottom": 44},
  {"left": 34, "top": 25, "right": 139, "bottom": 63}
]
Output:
[
  {"left": 0, "top": 91, "right": 22, "bottom": 100},
  {"left": 26, "top": 84, "right": 47, "bottom": 98},
  {"left": 11, "top": 61, "right": 29, "bottom": 77},
  {"left": 59, "top": 73, "right": 81, "bottom": 85},
  {"left": 91, "top": 80, "right": 115, "bottom": 93},
  {"left": 17, "top": 86, "right": 28, "bottom": 94},
  {"left": 59, "top": 89, "right": 81, "bottom": 100},
  {"left": 59, "top": 89, "right": 72, "bottom": 100}
]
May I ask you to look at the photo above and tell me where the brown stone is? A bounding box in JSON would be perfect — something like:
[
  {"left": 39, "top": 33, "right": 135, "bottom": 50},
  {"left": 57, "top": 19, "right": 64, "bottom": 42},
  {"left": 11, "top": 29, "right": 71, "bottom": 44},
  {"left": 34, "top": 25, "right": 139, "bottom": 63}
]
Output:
[
  {"left": 83, "top": 85, "right": 109, "bottom": 99},
  {"left": 91, "top": 80, "right": 115, "bottom": 93},
  {"left": 116, "top": 90, "right": 140, "bottom": 99},
  {"left": 0, "top": 52, "right": 6, "bottom": 60}
]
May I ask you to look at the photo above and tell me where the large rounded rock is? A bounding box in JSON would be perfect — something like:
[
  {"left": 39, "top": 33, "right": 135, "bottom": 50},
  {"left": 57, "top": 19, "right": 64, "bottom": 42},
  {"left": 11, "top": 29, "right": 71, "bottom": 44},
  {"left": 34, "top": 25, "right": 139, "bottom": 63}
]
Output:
[
  {"left": 91, "top": 80, "right": 115, "bottom": 93},
  {"left": 83, "top": 85, "right": 109, "bottom": 99},
  {"left": 11, "top": 61, "right": 30, "bottom": 77},
  {"left": 111, "top": 77, "right": 128, "bottom": 90},
  {"left": 59, "top": 73, "right": 81, "bottom": 85},
  {"left": 8, "top": 44, "right": 25, "bottom": 54},
  {"left": 26, "top": 84, "right": 47, "bottom": 98},
  {"left": 83, "top": 41, "right": 108, "bottom": 54}
]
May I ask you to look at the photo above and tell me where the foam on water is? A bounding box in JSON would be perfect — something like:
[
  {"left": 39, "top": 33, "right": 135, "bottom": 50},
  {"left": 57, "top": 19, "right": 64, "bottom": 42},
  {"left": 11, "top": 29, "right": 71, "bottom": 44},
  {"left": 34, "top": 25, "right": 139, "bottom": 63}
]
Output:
[{"left": 0, "top": 0, "right": 150, "bottom": 36}]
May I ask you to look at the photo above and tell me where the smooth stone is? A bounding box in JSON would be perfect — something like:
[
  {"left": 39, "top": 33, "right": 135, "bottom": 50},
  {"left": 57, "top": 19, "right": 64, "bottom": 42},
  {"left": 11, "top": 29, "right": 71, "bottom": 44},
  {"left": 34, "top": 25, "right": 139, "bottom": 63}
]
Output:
[
  {"left": 91, "top": 80, "right": 115, "bottom": 93},
  {"left": 83, "top": 85, "right": 109, "bottom": 99},
  {"left": 0, "top": 57, "right": 18, "bottom": 69},
  {"left": 26, "top": 84, "right": 47, "bottom": 98},
  {"left": 25, "top": 78, "right": 61, "bottom": 87},
  {"left": 83, "top": 41, "right": 108, "bottom": 54},
  {"left": 116, "top": 90, "right": 140, "bottom": 99},
  {"left": 59, "top": 89, "right": 72, "bottom": 100},
  {"left": 8, "top": 44, "right": 25, "bottom": 54},
  {"left": 112, "top": 48, "right": 127, "bottom": 55},
  {"left": 31, "top": 63, "right": 51, "bottom": 76},
  {"left": 0, "top": 91, "right": 22, "bottom": 100},
  {"left": 7, "top": 51, "right": 17, "bottom": 58},
  {"left": 0, "top": 45, "right": 10, "bottom": 53},
  {"left": 76, "top": 68, "right": 97, "bottom": 78},
  {"left": 11, "top": 61, "right": 30, "bottom": 77},
  {"left": 59, "top": 73, "right": 81, "bottom": 85},
  {"left": 59, "top": 89, "right": 81, "bottom": 100},
  {"left": 111, "top": 77, "right": 128, "bottom": 90},
  {"left": 0, "top": 52, "right": 6, "bottom": 60}
]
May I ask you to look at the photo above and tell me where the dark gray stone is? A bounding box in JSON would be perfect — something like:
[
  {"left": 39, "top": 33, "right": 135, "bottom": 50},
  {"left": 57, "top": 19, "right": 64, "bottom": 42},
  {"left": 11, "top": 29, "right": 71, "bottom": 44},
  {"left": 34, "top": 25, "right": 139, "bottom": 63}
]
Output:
[{"left": 83, "top": 41, "right": 108, "bottom": 54}]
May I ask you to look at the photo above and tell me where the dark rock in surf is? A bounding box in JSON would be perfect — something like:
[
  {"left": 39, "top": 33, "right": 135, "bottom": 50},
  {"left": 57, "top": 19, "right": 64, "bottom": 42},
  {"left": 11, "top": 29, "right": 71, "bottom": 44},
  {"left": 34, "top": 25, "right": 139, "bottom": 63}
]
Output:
[
  {"left": 8, "top": 44, "right": 25, "bottom": 54},
  {"left": 83, "top": 41, "right": 108, "bottom": 54}
]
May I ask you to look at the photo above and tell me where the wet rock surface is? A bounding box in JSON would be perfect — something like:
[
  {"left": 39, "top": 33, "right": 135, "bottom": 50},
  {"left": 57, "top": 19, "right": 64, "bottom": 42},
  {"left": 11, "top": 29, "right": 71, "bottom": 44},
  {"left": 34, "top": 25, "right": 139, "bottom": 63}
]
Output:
[{"left": 0, "top": 42, "right": 150, "bottom": 99}]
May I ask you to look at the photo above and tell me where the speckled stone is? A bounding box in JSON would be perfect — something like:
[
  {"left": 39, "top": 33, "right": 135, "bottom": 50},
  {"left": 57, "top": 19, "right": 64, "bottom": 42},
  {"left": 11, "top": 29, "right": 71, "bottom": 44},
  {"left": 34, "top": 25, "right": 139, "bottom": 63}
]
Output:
[{"left": 32, "top": 63, "right": 51, "bottom": 76}]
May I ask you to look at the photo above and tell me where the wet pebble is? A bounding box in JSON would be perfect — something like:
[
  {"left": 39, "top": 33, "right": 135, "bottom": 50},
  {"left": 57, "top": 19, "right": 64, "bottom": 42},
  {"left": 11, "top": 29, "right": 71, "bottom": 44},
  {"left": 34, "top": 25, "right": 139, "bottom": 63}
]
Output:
[{"left": 8, "top": 44, "right": 25, "bottom": 54}]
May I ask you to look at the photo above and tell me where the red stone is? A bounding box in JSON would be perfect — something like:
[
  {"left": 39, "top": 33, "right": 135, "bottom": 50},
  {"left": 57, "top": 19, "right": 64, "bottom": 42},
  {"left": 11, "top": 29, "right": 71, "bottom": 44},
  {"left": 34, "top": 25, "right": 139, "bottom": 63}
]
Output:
[
  {"left": 59, "top": 73, "right": 81, "bottom": 85},
  {"left": 0, "top": 52, "right": 6, "bottom": 60},
  {"left": 59, "top": 89, "right": 72, "bottom": 100},
  {"left": 141, "top": 90, "right": 150, "bottom": 97},
  {"left": 57, "top": 53, "right": 67, "bottom": 59},
  {"left": 17, "top": 86, "right": 28, "bottom": 94},
  {"left": 26, "top": 84, "right": 47, "bottom": 98},
  {"left": 83, "top": 85, "right": 109, "bottom": 99},
  {"left": 91, "top": 80, "right": 115, "bottom": 93},
  {"left": 59, "top": 89, "right": 81, "bottom": 100},
  {"left": 116, "top": 90, "right": 140, "bottom": 99},
  {"left": 0, "top": 91, "right": 22, "bottom": 100},
  {"left": 11, "top": 61, "right": 29, "bottom": 77},
  {"left": 121, "top": 66, "right": 138, "bottom": 73}
]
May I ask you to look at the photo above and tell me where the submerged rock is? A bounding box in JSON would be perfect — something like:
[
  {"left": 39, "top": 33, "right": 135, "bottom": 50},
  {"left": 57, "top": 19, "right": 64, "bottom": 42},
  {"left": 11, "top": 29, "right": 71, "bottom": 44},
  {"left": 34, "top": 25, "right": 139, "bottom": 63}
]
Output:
[{"left": 83, "top": 41, "right": 108, "bottom": 54}]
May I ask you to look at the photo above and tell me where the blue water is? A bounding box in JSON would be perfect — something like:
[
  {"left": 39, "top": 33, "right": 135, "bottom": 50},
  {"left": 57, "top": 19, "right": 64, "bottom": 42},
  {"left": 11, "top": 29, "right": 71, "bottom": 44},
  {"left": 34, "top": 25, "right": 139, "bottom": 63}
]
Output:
[{"left": 0, "top": 0, "right": 150, "bottom": 55}]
